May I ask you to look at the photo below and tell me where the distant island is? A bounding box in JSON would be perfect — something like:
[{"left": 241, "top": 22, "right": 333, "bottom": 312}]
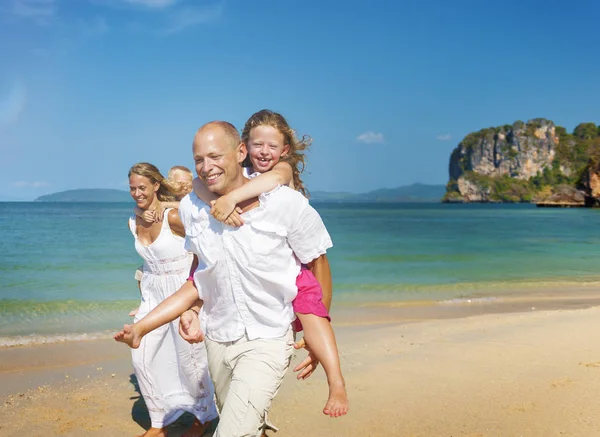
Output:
[
  {"left": 310, "top": 183, "right": 445, "bottom": 203},
  {"left": 35, "top": 189, "right": 132, "bottom": 202},
  {"left": 444, "top": 118, "right": 600, "bottom": 206},
  {"left": 34, "top": 184, "right": 446, "bottom": 203}
]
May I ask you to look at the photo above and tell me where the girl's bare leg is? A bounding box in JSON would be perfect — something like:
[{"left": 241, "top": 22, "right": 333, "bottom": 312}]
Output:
[{"left": 295, "top": 313, "right": 348, "bottom": 418}]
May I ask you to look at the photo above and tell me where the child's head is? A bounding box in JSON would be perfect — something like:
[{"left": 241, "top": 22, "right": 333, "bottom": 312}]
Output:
[
  {"left": 167, "top": 165, "right": 193, "bottom": 200},
  {"left": 241, "top": 109, "right": 311, "bottom": 197}
]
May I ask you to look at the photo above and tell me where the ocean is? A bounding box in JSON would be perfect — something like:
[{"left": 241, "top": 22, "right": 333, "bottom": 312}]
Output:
[{"left": 1, "top": 201, "right": 600, "bottom": 346}]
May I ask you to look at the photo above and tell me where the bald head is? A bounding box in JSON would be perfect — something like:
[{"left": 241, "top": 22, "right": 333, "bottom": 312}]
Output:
[
  {"left": 192, "top": 121, "right": 247, "bottom": 196},
  {"left": 195, "top": 121, "right": 241, "bottom": 151}
]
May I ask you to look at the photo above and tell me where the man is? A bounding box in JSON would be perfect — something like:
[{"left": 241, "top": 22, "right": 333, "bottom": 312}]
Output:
[
  {"left": 116, "top": 121, "right": 332, "bottom": 436},
  {"left": 182, "top": 121, "right": 333, "bottom": 436}
]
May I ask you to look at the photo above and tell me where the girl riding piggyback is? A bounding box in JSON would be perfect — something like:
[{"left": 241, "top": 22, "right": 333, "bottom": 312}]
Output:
[{"left": 193, "top": 109, "right": 348, "bottom": 418}]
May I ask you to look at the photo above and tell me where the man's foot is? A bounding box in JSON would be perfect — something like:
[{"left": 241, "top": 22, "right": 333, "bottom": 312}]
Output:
[
  {"left": 114, "top": 323, "right": 142, "bottom": 349},
  {"left": 181, "top": 418, "right": 211, "bottom": 437},
  {"left": 323, "top": 380, "right": 349, "bottom": 418},
  {"left": 136, "top": 427, "right": 167, "bottom": 437}
]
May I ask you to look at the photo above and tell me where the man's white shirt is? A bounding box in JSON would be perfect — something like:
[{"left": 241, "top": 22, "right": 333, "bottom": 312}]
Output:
[{"left": 179, "top": 186, "right": 332, "bottom": 342}]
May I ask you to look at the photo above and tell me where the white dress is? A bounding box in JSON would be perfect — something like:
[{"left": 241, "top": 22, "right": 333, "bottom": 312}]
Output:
[{"left": 129, "top": 210, "right": 217, "bottom": 428}]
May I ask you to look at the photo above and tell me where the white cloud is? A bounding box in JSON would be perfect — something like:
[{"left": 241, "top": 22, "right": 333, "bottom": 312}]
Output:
[
  {"left": 356, "top": 131, "right": 385, "bottom": 144},
  {"left": 12, "top": 0, "right": 56, "bottom": 24},
  {"left": 124, "top": 0, "right": 178, "bottom": 7},
  {"left": 92, "top": 0, "right": 222, "bottom": 34},
  {"left": 12, "top": 181, "right": 50, "bottom": 188},
  {"left": 164, "top": 3, "right": 223, "bottom": 33},
  {"left": 436, "top": 133, "right": 452, "bottom": 141}
]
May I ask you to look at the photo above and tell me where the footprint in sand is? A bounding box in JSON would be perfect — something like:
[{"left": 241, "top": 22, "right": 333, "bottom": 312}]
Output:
[
  {"left": 550, "top": 378, "right": 573, "bottom": 388},
  {"left": 578, "top": 361, "right": 600, "bottom": 368}
]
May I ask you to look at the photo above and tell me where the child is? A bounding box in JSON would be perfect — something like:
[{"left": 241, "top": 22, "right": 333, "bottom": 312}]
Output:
[
  {"left": 193, "top": 109, "right": 348, "bottom": 418},
  {"left": 130, "top": 166, "right": 195, "bottom": 317},
  {"left": 136, "top": 165, "right": 194, "bottom": 223}
]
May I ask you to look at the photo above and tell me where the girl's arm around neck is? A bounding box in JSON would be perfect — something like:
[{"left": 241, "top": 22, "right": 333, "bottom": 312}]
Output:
[
  {"left": 209, "top": 162, "right": 293, "bottom": 224},
  {"left": 161, "top": 201, "right": 179, "bottom": 209},
  {"left": 229, "top": 161, "right": 293, "bottom": 205}
]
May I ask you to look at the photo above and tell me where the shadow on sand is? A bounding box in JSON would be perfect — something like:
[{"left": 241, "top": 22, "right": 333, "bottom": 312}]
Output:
[{"left": 129, "top": 373, "right": 218, "bottom": 436}]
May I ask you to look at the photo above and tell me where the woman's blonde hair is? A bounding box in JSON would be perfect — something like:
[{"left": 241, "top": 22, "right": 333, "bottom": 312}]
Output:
[
  {"left": 241, "top": 109, "right": 312, "bottom": 197},
  {"left": 128, "top": 162, "right": 177, "bottom": 202}
]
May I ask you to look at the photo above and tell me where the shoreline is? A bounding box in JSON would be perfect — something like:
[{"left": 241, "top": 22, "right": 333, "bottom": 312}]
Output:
[
  {"left": 2, "top": 289, "right": 600, "bottom": 435},
  {"left": 3, "top": 285, "right": 600, "bottom": 349}
]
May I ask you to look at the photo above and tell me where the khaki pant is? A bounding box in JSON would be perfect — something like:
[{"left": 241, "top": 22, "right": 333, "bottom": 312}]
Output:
[{"left": 206, "top": 329, "right": 294, "bottom": 437}]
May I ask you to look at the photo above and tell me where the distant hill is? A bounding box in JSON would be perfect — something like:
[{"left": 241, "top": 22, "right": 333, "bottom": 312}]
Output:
[
  {"left": 310, "top": 183, "right": 446, "bottom": 203},
  {"left": 34, "top": 184, "right": 446, "bottom": 203},
  {"left": 35, "top": 189, "right": 131, "bottom": 202}
]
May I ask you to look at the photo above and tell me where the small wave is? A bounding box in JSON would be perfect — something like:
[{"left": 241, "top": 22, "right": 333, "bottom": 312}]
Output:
[
  {"left": 439, "top": 297, "right": 498, "bottom": 305},
  {"left": 0, "top": 330, "right": 113, "bottom": 348}
]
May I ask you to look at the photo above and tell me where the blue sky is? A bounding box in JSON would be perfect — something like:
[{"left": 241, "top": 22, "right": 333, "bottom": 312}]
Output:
[{"left": 1, "top": 0, "right": 599, "bottom": 200}]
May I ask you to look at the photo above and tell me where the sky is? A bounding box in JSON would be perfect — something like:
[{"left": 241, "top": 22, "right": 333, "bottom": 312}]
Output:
[{"left": 1, "top": 0, "right": 600, "bottom": 200}]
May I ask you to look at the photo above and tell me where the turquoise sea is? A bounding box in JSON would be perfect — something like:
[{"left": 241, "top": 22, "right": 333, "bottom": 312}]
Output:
[{"left": 1, "top": 201, "right": 600, "bottom": 346}]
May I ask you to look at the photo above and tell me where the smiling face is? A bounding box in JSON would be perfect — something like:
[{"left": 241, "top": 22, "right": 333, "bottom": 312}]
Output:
[
  {"left": 129, "top": 173, "right": 159, "bottom": 210},
  {"left": 193, "top": 123, "right": 247, "bottom": 195},
  {"left": 246, "top": 125, "right": 290, "bottom": 173}
]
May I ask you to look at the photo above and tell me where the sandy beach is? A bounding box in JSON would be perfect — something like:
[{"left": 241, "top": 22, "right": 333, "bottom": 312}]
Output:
[{"left": 2, "top": 293, "right": 600, "bottom": 437}]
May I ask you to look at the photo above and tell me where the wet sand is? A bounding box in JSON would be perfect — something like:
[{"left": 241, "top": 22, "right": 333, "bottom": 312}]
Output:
[{"left": 2, "top": 293, "right": 600, "bottom": 436}]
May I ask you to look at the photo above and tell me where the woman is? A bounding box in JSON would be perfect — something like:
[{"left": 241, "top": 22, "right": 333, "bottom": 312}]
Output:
[{"left": 126, "top": 162, "right": 217, "bottom": 437}]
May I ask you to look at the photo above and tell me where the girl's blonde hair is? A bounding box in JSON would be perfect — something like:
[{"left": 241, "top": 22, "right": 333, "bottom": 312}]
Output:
[
  {"left": 241, "top": 109, "right": 312, "bottom": 197},
  {"left": 167, "top": 165, "right": 193, "bottom": 199},
  {"left": 128, "top": 162, "right": 177, "bottom": 202}
]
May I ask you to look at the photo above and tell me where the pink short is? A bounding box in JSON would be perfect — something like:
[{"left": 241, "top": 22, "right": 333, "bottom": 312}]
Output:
[{"left": 292, "top": 266, "right": 330, "bottom": 332}]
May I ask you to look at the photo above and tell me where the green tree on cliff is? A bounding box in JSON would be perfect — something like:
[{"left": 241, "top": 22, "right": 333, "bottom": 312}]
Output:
[
  {"left": 445, "top": 119, "right": 600, "bottom": 203},
  {"left": 573, "top": 123, "right": 598, "bottom": 140}
]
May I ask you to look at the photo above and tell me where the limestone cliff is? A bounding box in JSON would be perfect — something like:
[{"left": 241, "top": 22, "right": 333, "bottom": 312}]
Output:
[{"left": 444, "top": 119, "right": 600, "bottom": 204}]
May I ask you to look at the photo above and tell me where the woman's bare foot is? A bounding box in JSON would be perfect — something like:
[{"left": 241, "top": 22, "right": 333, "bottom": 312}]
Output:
[
  {"left": 114, "top": 323, "right": 143, "bottom": 349},
  {"left": 136, "top": 427, "right": 167, "bottom": 437},
  {"left": 181, "top": 418, "right": 212, "bottom": 437},
  {"left": 323, "top": 380, "right": 349, "bottom": 418}
]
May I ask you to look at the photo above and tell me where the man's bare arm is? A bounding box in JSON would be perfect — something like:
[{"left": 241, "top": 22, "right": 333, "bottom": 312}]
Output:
[{"left": 306, "top": 254, "right": 332, "bottom": 310}]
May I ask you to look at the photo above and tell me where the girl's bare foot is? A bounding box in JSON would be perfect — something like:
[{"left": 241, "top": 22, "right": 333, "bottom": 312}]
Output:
[
  {"left": 182, "top": 418, "right": 212, "bottom": 437},
  {"left": 136, "top": 427, "right": 167, "bottom": 437},
  {"left": 323, "top": 380, "right": 349, "bottom": 418},
  {"left": 114, "top": 323, "right": 142, "bottom": 349}
]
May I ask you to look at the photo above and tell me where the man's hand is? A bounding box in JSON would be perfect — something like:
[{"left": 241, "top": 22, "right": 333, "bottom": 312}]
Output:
[
  {"left": 178, "top": 310, "right": 205, "bottom": 343},
  {"left": 294, "top": 337, "right": 306, "bottom": 350},
  {"left": 293, "top": 343, "right": 319, "bottom": 380}
]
